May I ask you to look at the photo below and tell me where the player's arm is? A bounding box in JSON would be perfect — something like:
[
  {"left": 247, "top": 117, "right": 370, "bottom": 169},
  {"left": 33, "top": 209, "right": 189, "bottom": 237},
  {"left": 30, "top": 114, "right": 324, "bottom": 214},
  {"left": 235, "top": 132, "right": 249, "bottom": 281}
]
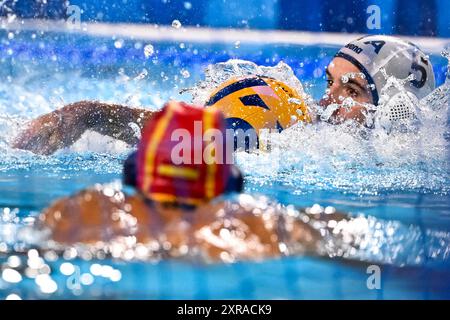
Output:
[{"left": 12, "top": 100, "right": 155, "bottom": 155}]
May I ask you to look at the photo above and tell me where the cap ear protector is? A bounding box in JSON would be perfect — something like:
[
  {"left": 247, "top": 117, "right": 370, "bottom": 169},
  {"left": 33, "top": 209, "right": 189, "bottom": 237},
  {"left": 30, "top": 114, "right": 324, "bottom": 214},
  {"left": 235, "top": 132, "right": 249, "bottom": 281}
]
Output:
[
  {"left": 123, "top": 151, "right": 137, "bottom": 188},
  {"left": 123, "top": 151, "right": 244, "bottom": 195},
  {"left": 375, "top": 91, "right": 421, "bottom": 133},
  {"left": 224, "top": 164, "right": 244, "bottom": 194}
]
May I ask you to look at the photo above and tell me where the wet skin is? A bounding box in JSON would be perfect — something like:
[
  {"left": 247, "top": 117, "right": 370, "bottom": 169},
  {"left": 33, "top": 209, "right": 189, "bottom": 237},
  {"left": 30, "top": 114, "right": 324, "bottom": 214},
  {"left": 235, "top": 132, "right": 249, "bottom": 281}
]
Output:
[
  {"left": 40, "top": 186, "right": 347, "bottom": 262},
  {"left": 12, "top": 101, "right": 154, "bottom": 155},
  {"left": 319, "top": 57, "right": 374, "bottom": 125}
]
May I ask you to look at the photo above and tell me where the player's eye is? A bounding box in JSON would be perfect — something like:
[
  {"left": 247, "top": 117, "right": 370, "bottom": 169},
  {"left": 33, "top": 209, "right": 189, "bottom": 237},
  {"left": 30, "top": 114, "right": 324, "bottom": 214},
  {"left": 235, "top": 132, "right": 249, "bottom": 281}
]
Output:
[{"left": 345, "top": 87, "right": 359, "bottom": 98}]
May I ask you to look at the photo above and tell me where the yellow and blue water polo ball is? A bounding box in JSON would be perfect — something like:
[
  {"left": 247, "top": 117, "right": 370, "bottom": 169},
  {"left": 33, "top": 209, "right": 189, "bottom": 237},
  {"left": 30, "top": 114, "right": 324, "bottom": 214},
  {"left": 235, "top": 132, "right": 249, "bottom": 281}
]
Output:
[{"left": 205, "top": 76, "right": 310, "bottom": 136}]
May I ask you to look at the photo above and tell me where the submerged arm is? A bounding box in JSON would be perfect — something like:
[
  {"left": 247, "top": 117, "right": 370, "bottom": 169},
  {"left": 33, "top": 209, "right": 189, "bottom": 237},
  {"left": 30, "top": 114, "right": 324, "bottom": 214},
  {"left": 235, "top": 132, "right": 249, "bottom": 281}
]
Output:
[{"left": 12, "top": 100, "right": 154, "bottom": 155}]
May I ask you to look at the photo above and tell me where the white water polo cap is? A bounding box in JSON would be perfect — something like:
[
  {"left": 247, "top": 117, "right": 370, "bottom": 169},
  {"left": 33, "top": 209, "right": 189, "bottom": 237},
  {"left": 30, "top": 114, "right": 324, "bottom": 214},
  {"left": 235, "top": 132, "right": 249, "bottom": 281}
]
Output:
[{"left": 335, "top": 35, "right": 435, "bottom": 105}]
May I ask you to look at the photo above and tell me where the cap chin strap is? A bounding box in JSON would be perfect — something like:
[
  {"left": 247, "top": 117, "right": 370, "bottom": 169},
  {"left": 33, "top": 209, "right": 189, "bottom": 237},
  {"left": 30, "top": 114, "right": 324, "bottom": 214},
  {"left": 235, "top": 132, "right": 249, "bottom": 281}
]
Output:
[{"left": 123, "top": 151, "right": 137, "bottom": 187}]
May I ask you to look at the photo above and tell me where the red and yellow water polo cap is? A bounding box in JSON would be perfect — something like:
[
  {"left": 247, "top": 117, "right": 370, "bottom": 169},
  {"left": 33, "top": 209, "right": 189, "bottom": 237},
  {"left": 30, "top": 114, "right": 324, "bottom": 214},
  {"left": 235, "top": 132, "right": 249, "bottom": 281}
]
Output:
[{"left": 136, "top": 101, "right": 232, "bottom": 205}]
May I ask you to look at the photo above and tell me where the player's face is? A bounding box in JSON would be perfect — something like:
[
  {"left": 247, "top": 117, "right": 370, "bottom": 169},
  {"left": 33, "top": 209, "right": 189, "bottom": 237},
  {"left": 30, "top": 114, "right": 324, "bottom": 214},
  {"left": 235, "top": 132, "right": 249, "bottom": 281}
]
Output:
[{"left": 319, "top": 57, "right": 373, "bottom": 124}]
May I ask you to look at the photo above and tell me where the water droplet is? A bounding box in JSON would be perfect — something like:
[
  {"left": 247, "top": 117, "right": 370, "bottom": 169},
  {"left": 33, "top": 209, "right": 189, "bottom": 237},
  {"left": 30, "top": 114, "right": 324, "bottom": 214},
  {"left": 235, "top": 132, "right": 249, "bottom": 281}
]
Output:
[
  {"left": 5, "top": 294, "right": 21, "bottom": 300},
  {"left": 172, "top": 19, "right": 182, "bottom": 29},
  {"left": 324, "top": 206, "right": 336, "bottom": 214},
  {"left": 309, "top": 204, "right": 324, "bottom": 214},
  {"left": 144, "top": 44, "right": 154, "bottom": 58},
  {"left": 234, "top": 40, "right": 241, "bottom": 48},
  {"left": 36, "top": 274, "right": 58, "bottom": 294},
  {"left": 60, "top": 262, "right": 75, "bottom": 276},
  {"left": 114, "top": 39, "right": 124, "bottom": 49},
  {"left": 290, "top": 115, "right": 298, "bottom": 124},
  {"left": 110, "top": 270, "right": 122, "bottom": 282},
  {"left": 184, "top": 2, "right": 192, "bottom": 10},
  {"left": 7, "top": 14, "right": 16, "bottom": 24},
  {"left": 80, "top": 273, "right": 94, "bottom": 286},
  {"left": 180, "top": 69, "right": 190, "bottom": 78},
  {"left": 2, "top": 268, "right": 22, "bottom": 283},
  {"left": 90, "top": 263, "right": 102, "bottom": 276},
  {"left": 134, "top": 68, "right": 148, "bottom": 81},
  {"left": 288, "top": 97, "right": 302, "bottom": 105},
  {"left": 7, "top": 255, "right": 21, "bottom": 268}
]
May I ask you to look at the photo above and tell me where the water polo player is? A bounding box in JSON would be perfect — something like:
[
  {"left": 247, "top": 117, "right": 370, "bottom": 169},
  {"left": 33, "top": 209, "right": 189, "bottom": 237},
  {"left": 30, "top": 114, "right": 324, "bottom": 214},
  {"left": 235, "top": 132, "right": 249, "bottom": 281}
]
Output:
[{"left": 320, "top": 35, "right": 435, "bottom": 125}]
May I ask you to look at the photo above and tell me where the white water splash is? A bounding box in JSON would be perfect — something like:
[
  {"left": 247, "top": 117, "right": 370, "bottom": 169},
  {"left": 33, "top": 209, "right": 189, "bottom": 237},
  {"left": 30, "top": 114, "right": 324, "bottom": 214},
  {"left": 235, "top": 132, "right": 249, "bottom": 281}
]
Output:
[{"left": 186, "top": 59, "right": 313, "bottom": 106}]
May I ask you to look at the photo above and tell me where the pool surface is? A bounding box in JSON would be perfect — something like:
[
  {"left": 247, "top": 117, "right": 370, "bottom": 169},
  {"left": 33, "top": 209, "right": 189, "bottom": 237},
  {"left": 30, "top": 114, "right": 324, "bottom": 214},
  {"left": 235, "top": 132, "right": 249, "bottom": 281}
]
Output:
[{"left": 0, "top": 29, "right": 450, "bottom": 299}]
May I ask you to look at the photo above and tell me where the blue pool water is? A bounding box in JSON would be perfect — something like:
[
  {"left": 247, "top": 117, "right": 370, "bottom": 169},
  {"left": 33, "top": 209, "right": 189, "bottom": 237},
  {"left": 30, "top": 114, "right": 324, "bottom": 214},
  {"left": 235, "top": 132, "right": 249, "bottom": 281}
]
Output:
[{"left": 0, "top": 29, "right": 450, "bottom": 299}]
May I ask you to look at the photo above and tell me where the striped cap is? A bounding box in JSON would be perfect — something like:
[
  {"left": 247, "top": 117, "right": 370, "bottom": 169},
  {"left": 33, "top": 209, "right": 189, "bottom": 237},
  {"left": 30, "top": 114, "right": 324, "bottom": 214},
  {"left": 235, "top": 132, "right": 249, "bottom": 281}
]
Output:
[{"left": 136, "top": 101, "right": 231, "bottom": 205}]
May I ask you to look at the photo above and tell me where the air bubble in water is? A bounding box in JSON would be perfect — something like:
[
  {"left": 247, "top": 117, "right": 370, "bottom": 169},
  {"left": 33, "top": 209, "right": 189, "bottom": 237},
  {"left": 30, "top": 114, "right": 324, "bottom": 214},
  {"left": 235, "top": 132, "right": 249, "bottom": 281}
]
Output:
[
  {"left": 234, "top": 41, "right": 241, "bottom": 48},
  {"left": 184, "top": 2, "right": 192, "bottom": 9}
]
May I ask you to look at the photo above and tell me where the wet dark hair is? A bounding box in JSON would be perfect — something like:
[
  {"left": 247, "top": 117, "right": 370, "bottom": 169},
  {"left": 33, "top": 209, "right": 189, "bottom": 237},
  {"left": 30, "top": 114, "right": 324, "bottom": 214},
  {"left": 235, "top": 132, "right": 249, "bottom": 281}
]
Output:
[{"left": 122, "top": 151, "right": 243, "bottom": 195}]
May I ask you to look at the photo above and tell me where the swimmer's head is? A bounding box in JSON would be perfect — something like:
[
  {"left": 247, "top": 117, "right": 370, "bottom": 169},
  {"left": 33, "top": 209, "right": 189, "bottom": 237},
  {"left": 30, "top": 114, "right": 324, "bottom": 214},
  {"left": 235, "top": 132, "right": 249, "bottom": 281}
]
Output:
[
  {"left": 205, "top": 76, "right": 310, "bottom": 150},
  {"left": 123, "top": 101, "right": 243, "bottom": 206},
  {"left": 320, "top": 35, "right": 435, "bottom": 124}
]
